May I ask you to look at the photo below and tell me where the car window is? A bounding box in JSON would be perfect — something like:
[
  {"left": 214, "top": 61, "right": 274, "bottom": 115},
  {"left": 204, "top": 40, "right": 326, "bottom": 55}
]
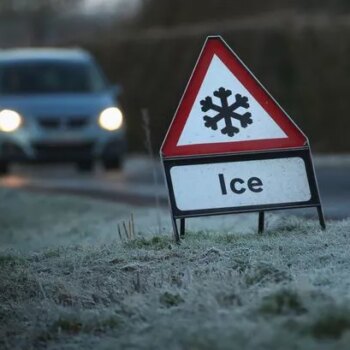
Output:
[{"left": 0, "top": 60, "right": 108, "bottom": 94}]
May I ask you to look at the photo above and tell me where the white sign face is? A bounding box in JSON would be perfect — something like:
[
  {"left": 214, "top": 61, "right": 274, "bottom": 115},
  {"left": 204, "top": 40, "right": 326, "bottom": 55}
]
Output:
[
  {"left": 177, "top": 55, "right": 287, "bottom": 146},
  {"left": 170, "top": 157, "right": 311, "bottom": 211}
]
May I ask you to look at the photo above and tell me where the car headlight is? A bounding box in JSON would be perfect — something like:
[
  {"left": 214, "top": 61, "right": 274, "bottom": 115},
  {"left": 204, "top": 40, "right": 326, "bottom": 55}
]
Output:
[
  {"left": 98, "top": 107, "right": 123, "bottom": 131},
  {"left": 0, "top": 109, "right": 22, "bottom": 132}
]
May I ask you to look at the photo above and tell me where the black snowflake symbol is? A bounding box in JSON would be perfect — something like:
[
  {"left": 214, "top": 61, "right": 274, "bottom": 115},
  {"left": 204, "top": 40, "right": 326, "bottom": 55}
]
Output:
[{"left": 200, "top": 87, "right": 252, "bottom": 137}]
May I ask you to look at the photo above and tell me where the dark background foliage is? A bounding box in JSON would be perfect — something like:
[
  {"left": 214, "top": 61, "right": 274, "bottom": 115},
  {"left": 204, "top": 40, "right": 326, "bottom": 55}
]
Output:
[{"left": 1, "top": 0, "right": 350, "bottom": 152}]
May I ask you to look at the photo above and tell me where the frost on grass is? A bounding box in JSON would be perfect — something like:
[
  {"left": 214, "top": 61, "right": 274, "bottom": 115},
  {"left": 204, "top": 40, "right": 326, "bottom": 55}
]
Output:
[
  {"left": 1, "top": 189, "right": 350, "bottom": 349},
  {"left": 1, "top": 216, "right": 350, "bottom": 350}
]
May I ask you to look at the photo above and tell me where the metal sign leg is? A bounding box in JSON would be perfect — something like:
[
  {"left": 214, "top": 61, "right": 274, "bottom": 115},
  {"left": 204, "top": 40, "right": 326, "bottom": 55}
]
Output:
[
  {"left": 180, "top": 218, "right": 186, "bottom": 238},
  {"left": 258, "top": 211, "right": 265, "bottom": 234},
  {"left": 317, "top": 205, "right": 326, "bottom": 230},
  {"left": 171, "top": 215, "right": 181, "bottom": 243}
]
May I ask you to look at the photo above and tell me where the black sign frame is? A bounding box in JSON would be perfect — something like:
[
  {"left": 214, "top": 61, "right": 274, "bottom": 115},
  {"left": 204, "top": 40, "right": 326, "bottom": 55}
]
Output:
[{"left": 161, "top": 147, "right": 325, "bottom": 242}]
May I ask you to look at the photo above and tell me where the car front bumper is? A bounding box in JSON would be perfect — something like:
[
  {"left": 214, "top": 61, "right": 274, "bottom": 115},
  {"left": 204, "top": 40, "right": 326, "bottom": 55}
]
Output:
[{"left": 0, "top": 130, "right": 127, "bottom": 163}]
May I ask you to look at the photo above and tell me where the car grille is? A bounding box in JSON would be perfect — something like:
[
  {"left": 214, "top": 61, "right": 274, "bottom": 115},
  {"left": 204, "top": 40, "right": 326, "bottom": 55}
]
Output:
[
  {"left": 38, "top": 118, "right": 60, "bottom": 129},
  {"left": 32, "top": 142, "right": 94, "bottom": 161},
  {"left": 38, "top": 116, "right": 90, "bottom": 130}
]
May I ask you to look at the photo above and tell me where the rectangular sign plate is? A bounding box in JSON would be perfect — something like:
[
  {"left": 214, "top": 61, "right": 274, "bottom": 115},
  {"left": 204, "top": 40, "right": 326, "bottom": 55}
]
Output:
[
  {"left": 163, "top": 149, "right": 320, "bottom": 218},
  {"left": 171, "top": 157, "right": 310, "bottom": 211}
]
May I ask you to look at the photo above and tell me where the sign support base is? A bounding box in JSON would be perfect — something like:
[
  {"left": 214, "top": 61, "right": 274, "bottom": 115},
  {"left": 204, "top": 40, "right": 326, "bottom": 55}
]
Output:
[
  {"left": 171, "top": 215, "right": 180, "bottom": 243},
  {"left": 317, "top": 205, "right": 326, "bottom": 230},
  {"left": 258, "top": 211, "right": 265, "bottom": 234},
  {"left": 180, "top": 218, "right": 186, "bottom": 238},
  {"left": 171, "top": 206, "right": 325, "bottom": 243}
]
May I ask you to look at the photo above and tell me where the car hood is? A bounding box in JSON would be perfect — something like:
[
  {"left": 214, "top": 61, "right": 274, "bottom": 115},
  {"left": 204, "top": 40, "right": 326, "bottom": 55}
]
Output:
[{"left": 0, "top": 93, "right": 116, "bottom": 118}]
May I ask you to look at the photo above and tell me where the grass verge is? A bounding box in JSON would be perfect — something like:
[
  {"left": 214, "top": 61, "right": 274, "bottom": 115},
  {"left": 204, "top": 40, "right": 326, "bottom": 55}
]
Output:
[{"left": 1, "top": 217, "right": 350, "bottom": 349}]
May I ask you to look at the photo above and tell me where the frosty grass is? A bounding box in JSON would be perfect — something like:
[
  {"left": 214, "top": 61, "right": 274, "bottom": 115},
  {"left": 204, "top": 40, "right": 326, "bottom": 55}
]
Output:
[{"left": 1, "top": 188, "right": 350, "bottom": 350}]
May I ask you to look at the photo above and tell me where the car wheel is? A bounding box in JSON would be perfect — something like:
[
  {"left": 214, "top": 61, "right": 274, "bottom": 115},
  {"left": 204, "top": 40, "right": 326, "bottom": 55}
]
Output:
[
  {"left": 0, "top": 161, "right": 9, "bottom": 175},
  {"left": 76, "top": 160, "right": 94, "bottom": 172},
  {"left": 103, "top": 157, "right": 122, "bottom": 171}
]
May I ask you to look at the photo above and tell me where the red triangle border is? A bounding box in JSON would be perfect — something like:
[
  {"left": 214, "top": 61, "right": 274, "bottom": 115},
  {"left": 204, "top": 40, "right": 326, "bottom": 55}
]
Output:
[{"left": 161, "top": 36, "right": 307, "bottom": 158}]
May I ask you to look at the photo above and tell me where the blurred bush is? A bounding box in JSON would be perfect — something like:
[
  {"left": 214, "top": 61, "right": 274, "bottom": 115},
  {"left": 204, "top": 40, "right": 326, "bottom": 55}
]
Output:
[
  {"left": 1, "top": 0, "right": 350, "bottom": 153},
  {"left": 86, "top": 24, "right": 350, "bottom": 152}
]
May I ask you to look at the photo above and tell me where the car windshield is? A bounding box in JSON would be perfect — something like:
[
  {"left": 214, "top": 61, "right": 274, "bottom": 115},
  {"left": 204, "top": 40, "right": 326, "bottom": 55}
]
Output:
[{"left": 0, "top": 60, "right": 107, "bottom": 94}]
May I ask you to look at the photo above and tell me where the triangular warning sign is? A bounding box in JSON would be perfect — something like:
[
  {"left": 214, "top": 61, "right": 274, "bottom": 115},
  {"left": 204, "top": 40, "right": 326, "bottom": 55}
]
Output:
[{"left": 161, "top": 36, "right": 307, "bottom": 158}]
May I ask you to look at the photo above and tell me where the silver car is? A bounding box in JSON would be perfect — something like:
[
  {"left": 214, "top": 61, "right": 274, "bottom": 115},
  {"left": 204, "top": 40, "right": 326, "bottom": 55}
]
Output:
[{"left": 0, "top": 48, "right": 127, "bottom": 174}]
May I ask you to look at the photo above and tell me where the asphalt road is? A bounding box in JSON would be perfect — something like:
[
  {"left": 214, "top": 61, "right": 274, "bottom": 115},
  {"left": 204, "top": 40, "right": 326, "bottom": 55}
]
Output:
[
  {"left": 314, "top": 165, "right": 350, "bottom": 219},
  {"left": 0, "top": 154, "right": 349, "bottom": 220}
]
